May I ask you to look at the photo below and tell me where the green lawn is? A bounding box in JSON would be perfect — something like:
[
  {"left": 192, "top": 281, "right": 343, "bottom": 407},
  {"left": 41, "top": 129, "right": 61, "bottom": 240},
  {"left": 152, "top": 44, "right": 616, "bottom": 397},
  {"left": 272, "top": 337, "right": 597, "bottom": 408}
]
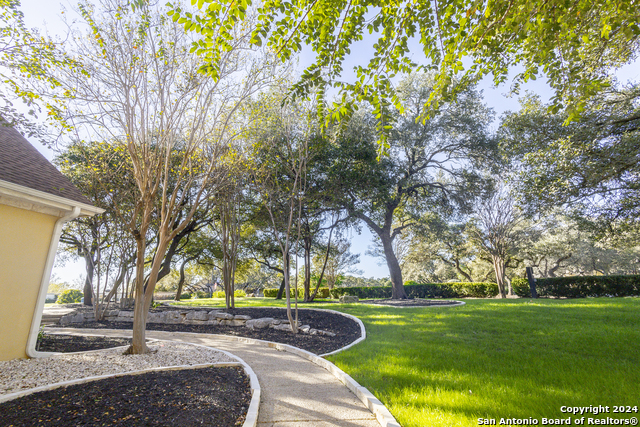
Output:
[{"left": 172, "top": 297, "right": 640, "bottom": 427}]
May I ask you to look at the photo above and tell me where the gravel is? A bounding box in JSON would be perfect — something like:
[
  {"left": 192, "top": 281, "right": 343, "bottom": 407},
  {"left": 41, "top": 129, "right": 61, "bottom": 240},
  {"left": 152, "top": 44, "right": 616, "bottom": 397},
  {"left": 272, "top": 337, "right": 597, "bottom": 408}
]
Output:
[{"left": 0, "top": 341, "right": 235, "bottom": 396}]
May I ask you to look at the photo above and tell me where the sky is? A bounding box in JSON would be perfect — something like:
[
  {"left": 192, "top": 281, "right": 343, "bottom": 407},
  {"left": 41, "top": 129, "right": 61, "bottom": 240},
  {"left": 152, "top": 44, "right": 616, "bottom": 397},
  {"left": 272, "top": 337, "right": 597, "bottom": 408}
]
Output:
[{"left": 15, "top": 0, "right": 640, "bottom": 284}]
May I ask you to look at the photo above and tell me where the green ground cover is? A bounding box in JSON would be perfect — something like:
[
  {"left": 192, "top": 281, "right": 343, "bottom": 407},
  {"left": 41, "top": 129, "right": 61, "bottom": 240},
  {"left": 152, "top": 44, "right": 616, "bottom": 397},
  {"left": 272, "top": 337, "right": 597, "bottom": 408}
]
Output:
[{"left": 172, "top": 297, "right": 640, "bottom": 427}]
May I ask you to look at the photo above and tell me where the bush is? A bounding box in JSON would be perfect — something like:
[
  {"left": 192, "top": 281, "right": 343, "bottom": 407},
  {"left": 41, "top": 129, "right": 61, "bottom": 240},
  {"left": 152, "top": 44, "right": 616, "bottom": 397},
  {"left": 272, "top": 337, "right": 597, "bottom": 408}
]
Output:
[
  {"left": 234, "top": 289, "right": 247, "bottom": 297},
  {"left": 263, "top": 288, "right": 304, "bottom": 298},
  {"left": 45, "top": 294, "right": 58, "bottom": 304},
  {"left": 211, "top": 290, "right": 226, "bottom": 298},
  {"left": 56, "top": 289, "right": 83, "bottom": 304},
  {"left": 330, "top": 282, "right": 499, "bottom": 299},
  {"left": 180, "top": 292, "right": 192, "bottom": 300},
  {"left": 512, "top": 278, "right": 531, "bottom": 297},
  {"left": 535, "top": 275, "right": 640, "bottom": 298},
  {"left": 313, "top": 287, "right": 331, "bottom": 298},
  {"left": 194, "top": 290, "right": 209, "bottom": 299}
]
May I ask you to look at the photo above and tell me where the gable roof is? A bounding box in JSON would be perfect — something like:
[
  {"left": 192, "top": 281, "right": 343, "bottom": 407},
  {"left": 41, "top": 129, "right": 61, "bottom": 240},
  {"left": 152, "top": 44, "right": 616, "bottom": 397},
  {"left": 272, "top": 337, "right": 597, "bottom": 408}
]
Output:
[{"left": 0, "top": 124, "right": 93, "bottom": 206}]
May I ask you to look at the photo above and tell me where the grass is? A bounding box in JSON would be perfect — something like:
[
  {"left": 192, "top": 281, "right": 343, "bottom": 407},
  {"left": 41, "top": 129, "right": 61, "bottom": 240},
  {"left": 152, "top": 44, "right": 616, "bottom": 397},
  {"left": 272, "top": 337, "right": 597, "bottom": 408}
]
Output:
[{"left": 170, "top": 297, "right": 640, "bottom": 426}]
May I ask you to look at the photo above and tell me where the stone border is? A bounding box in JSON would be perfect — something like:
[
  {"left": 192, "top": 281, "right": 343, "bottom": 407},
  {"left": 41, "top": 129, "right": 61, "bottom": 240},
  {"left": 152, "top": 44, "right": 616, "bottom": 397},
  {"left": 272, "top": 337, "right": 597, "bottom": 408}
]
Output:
[
  {"left": 237, "top": 306, "right": 367, "bottom": 357},
  {"left": 0, "top": 340, "right": 261, "bottom": 427},
  {"left": 359, "top": 300, "right": 466, "bottom": 308}
]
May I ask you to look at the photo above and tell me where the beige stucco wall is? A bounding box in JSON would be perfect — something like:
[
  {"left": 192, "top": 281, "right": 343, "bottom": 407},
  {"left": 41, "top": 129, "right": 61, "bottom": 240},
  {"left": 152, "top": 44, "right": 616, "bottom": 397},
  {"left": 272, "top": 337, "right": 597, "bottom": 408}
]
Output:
[{"left": 0, "top": 203, "right": 57, "bottom": 361}]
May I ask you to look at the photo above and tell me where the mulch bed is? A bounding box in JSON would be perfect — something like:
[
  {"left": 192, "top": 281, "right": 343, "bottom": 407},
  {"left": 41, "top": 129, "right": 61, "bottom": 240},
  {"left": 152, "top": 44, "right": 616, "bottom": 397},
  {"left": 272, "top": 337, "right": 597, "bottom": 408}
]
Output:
[
  {"left": 359, "top": 298, "right": 461, "bottom": 307},
  {"left": 0, "top": 366, "right": 250, "bottom": 427},
  {"left": 56, "top": 307, "right": 362, "bottom": 355},
  {"left": 37, "top": 334, "right": 132, "bottom": 353}
]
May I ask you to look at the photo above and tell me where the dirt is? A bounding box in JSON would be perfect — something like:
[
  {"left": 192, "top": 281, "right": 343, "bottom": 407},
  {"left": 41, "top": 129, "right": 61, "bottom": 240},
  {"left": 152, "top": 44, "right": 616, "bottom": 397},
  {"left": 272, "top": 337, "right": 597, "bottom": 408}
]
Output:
[
  {"left": 55, "top": 307, "right": 362, "bottom": 355},
  {"left": 37, "top": 334, "right": 132, "bottom": 352},
  {"left": 0, "top": 366, "right": 251, "bottom": 427}
]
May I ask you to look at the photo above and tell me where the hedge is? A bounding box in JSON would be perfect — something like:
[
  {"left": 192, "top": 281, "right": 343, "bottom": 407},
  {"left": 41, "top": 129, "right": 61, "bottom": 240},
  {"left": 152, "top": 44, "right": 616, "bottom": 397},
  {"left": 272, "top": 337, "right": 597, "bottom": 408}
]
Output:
[
  {"left": 330, "top": 282, "right": 498, "bottom": 299},
  {"left": 263, "top": 288, "right": 304, "bottom": 298},
  {"left": 513, "top": 275, "right": 640, "bottom": 298},
  {"left": 263, "top": 287, "right": 330, "bottom": 298}
]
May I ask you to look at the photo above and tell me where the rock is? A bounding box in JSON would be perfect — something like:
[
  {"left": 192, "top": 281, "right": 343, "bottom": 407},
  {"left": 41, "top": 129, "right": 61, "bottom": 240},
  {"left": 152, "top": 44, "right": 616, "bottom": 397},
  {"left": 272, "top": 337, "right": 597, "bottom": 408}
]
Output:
[
  {"left": 271, "top": 319, "right": 283, "bottom": 325},
  {"left": 147, "top": 312, "right": 165, "bottom": 323},
  {"left": 215, "top": 313, "right": 234, "bottom": 320},
  {"left": 186, "top": 311, "right": 209, "bottom": 321},
  {"left": 339, "top": 295, "right": 359, "bottom": 304},
  {"left": 271, "top": 323, "right": 292, "bottom": 331},
  {"left": 300, "top": 325, "right": 311, "bottom": 333},
  {"left": 59, "top": 313, "right": 84, "bottom": 325},
  {"left": 118, "top": 311, "right": 134, "bottom": 318},
  {"left": 164, "top": 311, "right": 183, "bottom": 324},
  {"left": 234, "top": 315, "right": 251, "bottom": 321},
  {"left": 229, "top": 319, "right": 246, "bottom": 327},
  {"left": 309, "top": 329, "right": 318, "bottom": 335},
  {"left": 246, "top": 317, "right": 274, "bottom": 329}
]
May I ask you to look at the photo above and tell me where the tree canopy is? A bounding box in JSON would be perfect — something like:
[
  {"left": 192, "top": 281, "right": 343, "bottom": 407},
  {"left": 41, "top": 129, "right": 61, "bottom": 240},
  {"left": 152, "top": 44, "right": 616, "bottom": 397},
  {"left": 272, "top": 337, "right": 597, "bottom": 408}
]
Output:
[{"left": 172, "top": 0, "right": 640, "bottom": 147}]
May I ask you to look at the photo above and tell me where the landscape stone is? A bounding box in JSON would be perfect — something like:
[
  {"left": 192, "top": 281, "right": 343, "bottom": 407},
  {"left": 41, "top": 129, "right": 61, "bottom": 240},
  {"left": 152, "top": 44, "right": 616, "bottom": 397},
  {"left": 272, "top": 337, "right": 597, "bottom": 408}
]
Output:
[
  {"left": 215, "top": 313, "right": 235, "bottom": 320},
  {"left": 233, "top": 315, "right": 251, "bottom": 320},
  {"left": 186, "top": 311, "right": 209, "bottom": 321},
  {"left": 246, "top": 317, "right": 274, "bottom": 329}
]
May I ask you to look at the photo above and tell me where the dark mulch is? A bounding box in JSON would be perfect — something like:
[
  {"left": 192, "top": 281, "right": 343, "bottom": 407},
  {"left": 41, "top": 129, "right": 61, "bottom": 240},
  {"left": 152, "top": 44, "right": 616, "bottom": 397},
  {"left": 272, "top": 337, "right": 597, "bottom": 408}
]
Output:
[
  {"left": 57, "top": 307, "right": 361, "bottom": 355},
  {"left": 359, "top": 298, "right": 460, "bottom": 307},
  {"left": 0, "top": 366, "right": 250, "bottom": 427},
  {"left": 37, "top": 334, "right": 132, "bottom": 353}
]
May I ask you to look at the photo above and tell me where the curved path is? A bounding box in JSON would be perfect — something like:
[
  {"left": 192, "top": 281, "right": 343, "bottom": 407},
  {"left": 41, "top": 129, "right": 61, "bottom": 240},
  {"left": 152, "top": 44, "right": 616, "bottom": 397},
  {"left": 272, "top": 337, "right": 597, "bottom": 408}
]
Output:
[{"left": 47, "top": 327, "right": 382, "bottom": 427}]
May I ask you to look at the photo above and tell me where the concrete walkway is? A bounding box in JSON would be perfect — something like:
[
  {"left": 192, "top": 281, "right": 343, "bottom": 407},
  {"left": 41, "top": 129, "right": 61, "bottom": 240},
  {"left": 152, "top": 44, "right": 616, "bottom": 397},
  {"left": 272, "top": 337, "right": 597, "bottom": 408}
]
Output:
[{"left": 47, "top": 327, "right": 381, "bottom": 427}]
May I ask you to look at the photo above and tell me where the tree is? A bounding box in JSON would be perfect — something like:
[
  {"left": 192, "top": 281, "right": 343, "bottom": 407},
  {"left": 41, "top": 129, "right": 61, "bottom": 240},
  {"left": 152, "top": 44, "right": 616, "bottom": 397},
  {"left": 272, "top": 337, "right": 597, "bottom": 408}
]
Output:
[
  {"left": 49, "top": 0, "right": 276, "bottom": 353},
  {"left": 247, "top": 91, "right": 315, "bottom": 331},
  {"left": 174, "top": 0, "right": 640, "bottom": 145},
  {"left": 327, "top": 74, "right": 494, "bottom": 298},
  {"left": 468, "top": 184, "right": 524, "bottom": 298},
  {"left": 0, "top": 0, "right": 83, "bottom": 141},
  {"left": 403, "top": 214, "right": 476, "bottom": 283},
  {"left": 500, "top": 92, "right": 640, "bottom": 227},
  {"left": 313, "top": 236, "right": 361, "bottom": 290}
]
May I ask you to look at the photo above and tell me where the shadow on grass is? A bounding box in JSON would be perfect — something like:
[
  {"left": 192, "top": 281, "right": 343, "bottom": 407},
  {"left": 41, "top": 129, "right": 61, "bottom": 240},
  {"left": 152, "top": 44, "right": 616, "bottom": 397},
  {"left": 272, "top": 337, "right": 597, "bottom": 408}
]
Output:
[{"left": 327, "top": 298, "right": 640, "bottom": 427}]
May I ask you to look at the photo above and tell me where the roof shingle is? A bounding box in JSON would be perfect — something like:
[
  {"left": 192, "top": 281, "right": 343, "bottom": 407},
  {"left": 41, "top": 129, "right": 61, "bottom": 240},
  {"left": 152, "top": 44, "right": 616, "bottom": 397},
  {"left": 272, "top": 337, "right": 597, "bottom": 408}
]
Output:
[{"left": 0, "top": 123, "right": 93, "bottom": 205}]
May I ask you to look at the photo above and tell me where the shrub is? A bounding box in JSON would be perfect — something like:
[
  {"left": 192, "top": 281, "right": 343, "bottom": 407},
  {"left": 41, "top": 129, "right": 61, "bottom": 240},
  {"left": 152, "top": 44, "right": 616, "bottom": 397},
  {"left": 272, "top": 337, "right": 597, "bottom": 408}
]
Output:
[
  {"left": 180, "top": 292, "right": 192, "bottom": 300},
  {"left": 234, "top": 289, "right": 247, "bottom": 297},
  {"left": 211, "top": 290, "right": 226, "bottom": 298},
  {"left": 194, "top": 290, "right": 209, "bottom": 299},
  {"left": 313, "top": 287, "right": 330, "bottom": 298},
  {"left": 535, "top": 275, "right": 640, "bottom": 298},
  {"left": 512, "top": 278, "right": 531, "bottom": 297},
  {"left": 330, "top": 282, "right": 499, "bottom": 299},
  {"left": 56, "top": 289, "right": 83, "bottom": 304},
  {"left": 263, "top": 288, "right": 303, "bottom": 298},
  {"left": 45, "top": 294, "right": 58, "bottom": 304}
]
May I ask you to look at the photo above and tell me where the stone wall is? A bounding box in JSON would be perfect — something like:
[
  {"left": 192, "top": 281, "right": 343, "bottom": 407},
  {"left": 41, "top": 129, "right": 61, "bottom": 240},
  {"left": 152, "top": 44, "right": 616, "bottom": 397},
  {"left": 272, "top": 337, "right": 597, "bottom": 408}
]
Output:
[{"left": 58, "top": 309, "right": 335, "bottom": 336}]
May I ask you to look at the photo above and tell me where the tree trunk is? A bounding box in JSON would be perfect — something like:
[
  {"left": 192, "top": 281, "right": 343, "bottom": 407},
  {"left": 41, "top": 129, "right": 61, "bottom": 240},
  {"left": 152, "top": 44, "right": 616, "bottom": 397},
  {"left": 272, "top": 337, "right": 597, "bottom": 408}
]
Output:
[
  {"left": 83, "top": 257, "right": 94, "bottom": 306},
  {"left": 128, "top": 237, "right": 150, "bottom": 354},
  {"left": 492, "top": 256, "right": 507, "bottom": 298},
  {"left": 381, "top": 233, "right": 407, "bottom": 299},
  {"left": 275, "top": 253, "right": 289, "bottom": 299},
  {"left": 174, "top": 256, "right": 197, "bottom": 301},
  {"left": 283, "top": 248, "right": 297, "bottom": 333},
  {"left": 303, "top": 236, "right": 311, "bottom": 302}
]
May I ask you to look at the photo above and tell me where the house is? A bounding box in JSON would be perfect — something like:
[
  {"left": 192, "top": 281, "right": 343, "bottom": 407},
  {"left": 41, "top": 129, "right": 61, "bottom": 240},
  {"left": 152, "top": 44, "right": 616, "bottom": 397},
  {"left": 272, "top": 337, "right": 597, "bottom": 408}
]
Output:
[{"left": 0, "top": 123, "right": 103, "bottom": 361}]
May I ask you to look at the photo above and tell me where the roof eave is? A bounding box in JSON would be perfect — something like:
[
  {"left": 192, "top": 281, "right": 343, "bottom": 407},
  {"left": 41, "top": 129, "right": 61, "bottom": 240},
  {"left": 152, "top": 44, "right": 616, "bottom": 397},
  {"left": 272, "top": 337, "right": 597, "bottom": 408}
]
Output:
[{"left": 0, "top": 179, "right": 105, "bottom": 217}]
